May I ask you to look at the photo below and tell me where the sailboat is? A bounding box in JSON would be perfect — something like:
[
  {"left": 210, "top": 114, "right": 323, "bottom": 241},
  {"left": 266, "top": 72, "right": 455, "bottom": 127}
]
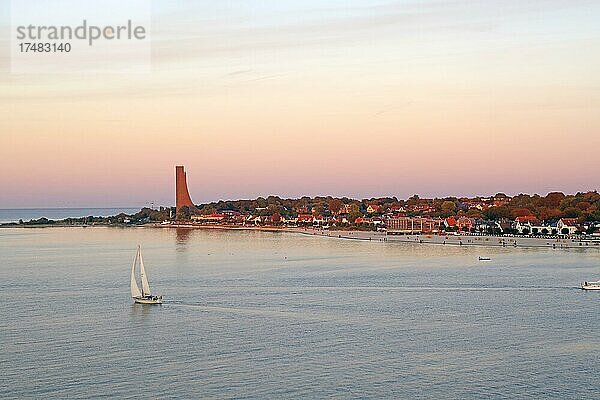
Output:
[{"left": 130, "top": 245, "right": 163, "bottom": 304}]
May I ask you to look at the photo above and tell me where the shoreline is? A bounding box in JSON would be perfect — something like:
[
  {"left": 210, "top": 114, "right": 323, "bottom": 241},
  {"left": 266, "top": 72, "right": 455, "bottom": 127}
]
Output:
[
  {"left": 2, "top": 222, "right": 599, "bottom": 250},
  {"left": 152, "top": 223, "right": 600, "bottom": 250}
]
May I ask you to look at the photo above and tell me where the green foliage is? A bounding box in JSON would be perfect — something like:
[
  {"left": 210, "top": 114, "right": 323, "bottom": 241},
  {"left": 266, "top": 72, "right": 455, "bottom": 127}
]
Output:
[
  {"left": 348, "top": 204, "right": 362, "bottom": 223},
  {"left": 563, "top": 207, "right": 580, "bottom": 218},
  {"left": 482, "top": 206, "right": 511, "bottom": 220},
  {"left": 441, "top": 201, "right": 457, "bottom": 216},
  {"left": 135, "top": 207, "right": 170, "bottom": 222},
  {"left": 23, "top": 217, "right": 54, "bottom": 225},
  {"left": 176, "top": 206, "right": 192, "bottom": 220}
]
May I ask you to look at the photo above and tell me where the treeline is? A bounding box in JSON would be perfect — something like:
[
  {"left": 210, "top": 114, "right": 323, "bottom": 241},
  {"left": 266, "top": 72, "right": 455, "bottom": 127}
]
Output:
[
  {"left": 194, "top": 196, "right": 395, "bottom": 221},
  {"left": 481, "top": 192, "right": 600, "bottom": 222},
  {"left": 4, "top": 207, "right": 172, "bottom": 226},
  {"left": 191, "top": 191, "right": 600, "bottom": 222}
]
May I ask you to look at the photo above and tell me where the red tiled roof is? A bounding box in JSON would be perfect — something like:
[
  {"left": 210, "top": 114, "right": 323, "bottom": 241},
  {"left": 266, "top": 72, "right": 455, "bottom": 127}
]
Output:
[
  {"left": 560, "top": 218, "right": 578, "bottom": 226},
  {"left": 515, "top": 216, "right": 537, "bottom": 222},
  {"left": 297, "top": 214, "right": 314, "bottom": 222}
]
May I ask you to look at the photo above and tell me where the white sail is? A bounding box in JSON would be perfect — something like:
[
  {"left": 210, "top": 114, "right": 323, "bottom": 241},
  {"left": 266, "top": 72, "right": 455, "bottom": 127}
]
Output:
[
  {"left": 130, "top": 247, "right": 142, "bottom": 298},
  {"left": 139, "top": 247, "right": 152, "bottom": 296}
]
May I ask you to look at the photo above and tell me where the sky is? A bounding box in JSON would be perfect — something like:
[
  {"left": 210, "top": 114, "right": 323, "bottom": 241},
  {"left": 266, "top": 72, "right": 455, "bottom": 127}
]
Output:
[{"left": 1, "top": 0, "right": 599, "bottom": 208}]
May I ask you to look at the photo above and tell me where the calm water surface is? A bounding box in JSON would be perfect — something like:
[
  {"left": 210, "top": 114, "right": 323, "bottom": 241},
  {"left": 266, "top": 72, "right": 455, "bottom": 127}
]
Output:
[{"left": 1, "top": 227, "right": 599, "bottom": 399}]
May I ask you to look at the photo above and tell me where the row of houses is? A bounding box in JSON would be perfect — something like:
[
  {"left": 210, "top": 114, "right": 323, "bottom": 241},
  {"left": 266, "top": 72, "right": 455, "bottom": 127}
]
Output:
[
  {"left": 191, "top": 212, "right": 382, "bottom": 227},
  {"left": 188, "top": 210, "right": 594, "bottom": 236},
  {"left": 192, "top": 212, "right": 343, "bottom": 226},
  {"left": 513, "top": 216, "right": 580, "bottom": 235},
  {"left": 385, "top": 215, "right": 585, "bottom": 235}
]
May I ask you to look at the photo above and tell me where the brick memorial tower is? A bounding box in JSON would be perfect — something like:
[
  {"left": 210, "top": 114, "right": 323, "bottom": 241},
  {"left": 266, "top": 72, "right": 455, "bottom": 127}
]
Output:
[{"left": 175, "top": 166, "right": 196, "bottom": 213}]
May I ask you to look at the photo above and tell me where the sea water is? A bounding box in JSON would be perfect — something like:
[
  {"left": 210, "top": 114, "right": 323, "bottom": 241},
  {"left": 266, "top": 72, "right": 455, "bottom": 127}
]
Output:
[{"left": 1, "top": 227, "right": 599, "bottom": 399}]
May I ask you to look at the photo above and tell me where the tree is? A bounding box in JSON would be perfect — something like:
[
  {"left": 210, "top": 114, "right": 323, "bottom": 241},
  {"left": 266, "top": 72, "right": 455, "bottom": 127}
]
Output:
[
  {"left": 312, "top": 204, "right": 327, "bottom": 217},
  {"left": 563, "top": 207, "right": 580, "bottom": 218},
  {"left": 256, "top": 197, "right": 267, "bottom": 208},
  {"left": 483, "top": 206, "right": 511, "bottom": 221},
  {"left": 328, "top": 199, "right": 343, "bottom": 215},
  {"left": 406, "top": 195, "right": 420, "bottom": 206},
  {"left": 176, "top": 206, "right": 191, "bottom": 220},
  {"left": 543, "top": 192, "right": 566, "bottom": 207},
  {"left": 559, "top": 196, "right": 576, "bottom": 210},
  {"left": 201, "top": 206, "right": 217, "bottom": 215},
  {"left": 441, "top": 201, "right": 457, "bottom": 216},
  {"left": 577, "top": 201, "right": 591, "bottom": 211},
  {"left": 271, "top": 213, "right": 281, "bottom": 224},
  {"left": 512, "top": 208, "right": 533, "bottom": 218},
  {"left": 348, "top": 204, "right": 362, "bottom": 224},
  {"left": 467, "top": 209, "right": 482, "bottom": 218},
  {"left": 538, "top": 207, "right": 561, "bottom": 221}
]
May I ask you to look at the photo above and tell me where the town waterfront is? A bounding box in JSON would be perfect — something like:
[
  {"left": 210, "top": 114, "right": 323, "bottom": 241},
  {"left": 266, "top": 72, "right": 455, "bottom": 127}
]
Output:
[{"left": 2, "top": 226, "right": 600, "bottom": 398}]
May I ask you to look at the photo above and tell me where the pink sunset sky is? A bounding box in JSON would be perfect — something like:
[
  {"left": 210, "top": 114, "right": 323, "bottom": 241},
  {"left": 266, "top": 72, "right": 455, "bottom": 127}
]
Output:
[{"left": 1, "top": 1, "right": 599, "bottom": 208}]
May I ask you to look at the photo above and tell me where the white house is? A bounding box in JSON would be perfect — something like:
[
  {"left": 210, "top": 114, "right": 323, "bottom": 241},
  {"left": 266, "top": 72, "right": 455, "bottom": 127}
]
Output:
[{"left": 557, "top": 218, "right": 579, "bottom": 234}]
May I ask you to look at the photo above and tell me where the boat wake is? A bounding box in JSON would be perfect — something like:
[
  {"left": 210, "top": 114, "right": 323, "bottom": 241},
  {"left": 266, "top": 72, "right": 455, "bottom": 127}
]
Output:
[{"left": 159, "top": 285, "right": 577, "bottom": 307}]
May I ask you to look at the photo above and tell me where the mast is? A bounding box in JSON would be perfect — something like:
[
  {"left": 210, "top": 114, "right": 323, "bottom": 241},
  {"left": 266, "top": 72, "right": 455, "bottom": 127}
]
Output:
[
  {"left": 139, "top": 246, "right": 152, "bottom": 296},
  {"left": 130, "top": 246, "right": 142, "bottom": 298}
]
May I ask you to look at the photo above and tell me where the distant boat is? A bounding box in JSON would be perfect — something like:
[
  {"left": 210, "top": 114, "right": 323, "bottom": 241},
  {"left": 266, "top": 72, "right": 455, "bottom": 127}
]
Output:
[
  {"left": 478, "top": 257, "right": 491, "bottom": 261},
  {"left": 580, "top": 280, "right": 600, "bottom": 290},
  {"left": 130, "top": 245, "right": 163, "bottom": 304}
]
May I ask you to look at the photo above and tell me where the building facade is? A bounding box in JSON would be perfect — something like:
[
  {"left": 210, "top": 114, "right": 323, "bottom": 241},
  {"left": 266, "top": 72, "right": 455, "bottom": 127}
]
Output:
[{"left": 386, "top": 216, "right": 442, "bottom": 234}]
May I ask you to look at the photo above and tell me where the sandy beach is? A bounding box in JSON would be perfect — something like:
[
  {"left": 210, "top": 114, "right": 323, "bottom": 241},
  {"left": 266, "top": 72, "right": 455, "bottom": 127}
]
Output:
[
  {"left": 158, "top": 223, "right": 600, "bottom": 250},
  {"left": 3, "top": 222, "right": 598, "bottom": 250}
]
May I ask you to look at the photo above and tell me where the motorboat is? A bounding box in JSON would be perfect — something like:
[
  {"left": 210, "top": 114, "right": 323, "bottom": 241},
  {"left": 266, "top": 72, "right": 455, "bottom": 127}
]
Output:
[{"left": 581, "top": 280, "right": 600, "bottom": 290}]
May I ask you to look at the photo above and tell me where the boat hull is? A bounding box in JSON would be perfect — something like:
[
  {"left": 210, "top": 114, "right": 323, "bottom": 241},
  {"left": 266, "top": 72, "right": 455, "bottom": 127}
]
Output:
[
  {"left": 133, "top": 296, "right": 163, "bottom": 304},
  {"left": 581, "top": 282, "right": 600, "bottom": 290},
  {"left": 581, "top": 284, "right": 600, "bottom": 290}
]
